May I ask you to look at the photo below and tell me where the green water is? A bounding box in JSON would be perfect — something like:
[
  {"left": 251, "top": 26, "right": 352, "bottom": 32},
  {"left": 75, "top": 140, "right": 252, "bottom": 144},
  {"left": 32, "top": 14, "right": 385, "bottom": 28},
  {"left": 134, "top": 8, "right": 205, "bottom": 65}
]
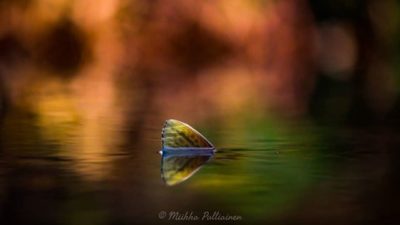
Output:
[{"left": 0, "top": 111, "right": 398, "bottom": 225}]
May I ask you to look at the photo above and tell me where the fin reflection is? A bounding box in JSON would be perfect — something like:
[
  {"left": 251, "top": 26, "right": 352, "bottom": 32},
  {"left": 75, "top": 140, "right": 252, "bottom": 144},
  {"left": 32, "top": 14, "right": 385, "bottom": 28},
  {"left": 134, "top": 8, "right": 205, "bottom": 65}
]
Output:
[{"left": 160, "top": 119, "right": 216, "bottom": 186}]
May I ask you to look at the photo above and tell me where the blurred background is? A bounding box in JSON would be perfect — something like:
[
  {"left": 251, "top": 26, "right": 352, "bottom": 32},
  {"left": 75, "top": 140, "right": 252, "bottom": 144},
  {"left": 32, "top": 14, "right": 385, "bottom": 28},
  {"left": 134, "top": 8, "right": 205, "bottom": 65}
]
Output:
[{"left": 0, "top": 0, "right": 400, "bottom": 224}]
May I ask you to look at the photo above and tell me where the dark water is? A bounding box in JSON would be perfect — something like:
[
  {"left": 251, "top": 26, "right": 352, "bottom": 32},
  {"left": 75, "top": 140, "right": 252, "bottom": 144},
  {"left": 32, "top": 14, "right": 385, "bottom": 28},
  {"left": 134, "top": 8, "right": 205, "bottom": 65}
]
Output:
[{"left": 0, "top": 110, "right": 399, "bottom": 225}]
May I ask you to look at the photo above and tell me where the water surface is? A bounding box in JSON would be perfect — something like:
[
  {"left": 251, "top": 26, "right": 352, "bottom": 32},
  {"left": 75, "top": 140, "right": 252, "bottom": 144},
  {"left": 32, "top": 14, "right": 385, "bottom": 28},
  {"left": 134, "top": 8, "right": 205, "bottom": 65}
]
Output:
[{"left": 0, "top": 111, "right": 398, "bottom": 225}]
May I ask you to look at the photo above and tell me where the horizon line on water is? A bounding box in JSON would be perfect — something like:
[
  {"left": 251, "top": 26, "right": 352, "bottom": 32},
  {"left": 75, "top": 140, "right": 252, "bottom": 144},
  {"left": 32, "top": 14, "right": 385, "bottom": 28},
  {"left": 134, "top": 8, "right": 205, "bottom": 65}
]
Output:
[{"left": 161, "top": 147, "right": 216, "bottom": 156}]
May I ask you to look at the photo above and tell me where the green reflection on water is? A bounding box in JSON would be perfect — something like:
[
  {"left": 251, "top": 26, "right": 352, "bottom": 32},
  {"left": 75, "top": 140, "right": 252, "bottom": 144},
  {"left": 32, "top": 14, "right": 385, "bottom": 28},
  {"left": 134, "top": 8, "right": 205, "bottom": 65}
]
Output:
[
  {"left": 1, "top": 109, "right": 345, "bottom": 224},
  {"left": 178, "top": 117, "right": 330, "bottom": 220}
]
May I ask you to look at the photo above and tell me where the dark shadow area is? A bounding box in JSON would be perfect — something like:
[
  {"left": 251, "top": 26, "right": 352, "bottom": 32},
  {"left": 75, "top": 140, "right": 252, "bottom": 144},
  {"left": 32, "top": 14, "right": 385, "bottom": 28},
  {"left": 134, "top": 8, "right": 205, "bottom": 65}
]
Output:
[{"left": 35, "top": 18, "right": 90, "bottom": 78}]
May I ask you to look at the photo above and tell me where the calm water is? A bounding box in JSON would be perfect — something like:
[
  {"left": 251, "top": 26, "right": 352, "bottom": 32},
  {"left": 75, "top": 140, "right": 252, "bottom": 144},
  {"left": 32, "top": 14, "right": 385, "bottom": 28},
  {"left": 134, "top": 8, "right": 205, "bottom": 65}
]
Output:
[{"left": 0, "top": 110, "right": 399, "bottom": 225}]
